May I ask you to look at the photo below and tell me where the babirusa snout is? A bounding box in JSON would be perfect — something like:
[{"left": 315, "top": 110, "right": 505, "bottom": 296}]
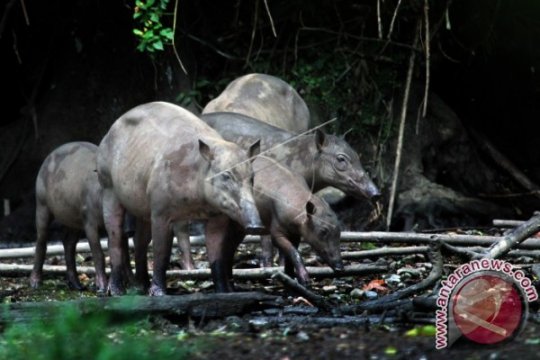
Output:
[
  {"left": 239, "top": 197, "right": 265, "bottom": 234},
  {"left": 350, "top": 176, "right": 381, "bottom": 202},
  {"left": 331, "top": 257, "right": 344, "bottom": 273},
  {"left": 365, "top": 180, "right": 381, "bottom": 201}
]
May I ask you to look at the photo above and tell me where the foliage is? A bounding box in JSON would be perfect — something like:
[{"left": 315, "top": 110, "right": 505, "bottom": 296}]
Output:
[
  {"left": 133, "top": 0, "right": 174, "bottom": 53},
  {"left": 0, "top": 304, "right": 195, "bottom": 360},
  {"left": 286, "top": 55, "right": 398, "bottom": 138}
]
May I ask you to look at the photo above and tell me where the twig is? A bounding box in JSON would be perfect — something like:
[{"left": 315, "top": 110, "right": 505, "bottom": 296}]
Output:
[
  {"left": 441, "top": 241, "right": 481, "bottom": 260},
  {"left": 262, "top": 0, "right": 277, "bottom": 38},
  {"left": 183, "top": 32, "right": 241, "bottom": 60},
  {"left": 172, "top": 0, "right": 188, "bottom": 74},
  {"left": 421, "top": 0, "right": 430, "bottom": 118},
  {"left": 386, "top": 21, "right": 420, "bottom": 230},
  {"left": 245, "top": 0, "right": 260, "bottom": 67},
  {"left": 272, "top": 271, "right": 331, "bottom": 311},
  {"left": 19, "top": 0, "right": 29, "bottom": 25},
  {"left": 386, "top": 0, "right": 402, "bottom": 40},
  {"left": 376, "top": 0, "right": 383, "bottom": 39},
  {"left": 298, "top": 26, "right": 420, "bottom": 52}
]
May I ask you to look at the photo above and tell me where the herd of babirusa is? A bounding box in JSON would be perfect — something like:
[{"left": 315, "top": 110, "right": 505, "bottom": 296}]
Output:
[{"left": 29, "top": 73, "right": 381, "bottom": 296}]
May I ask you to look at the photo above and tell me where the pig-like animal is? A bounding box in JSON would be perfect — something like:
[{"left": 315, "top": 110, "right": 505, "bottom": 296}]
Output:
[
  {"left": 201, "top": 112, "right": 380, "bottom": 268},
  {"left": 202, "top": 73, "right": 310, "bottom": 133},
  {"left": 97, "top": 101, "right": 263, "bottom": 296},
  {"left": 202, "top": 112, "right": 380, "bottom": 204},
  {"left": 30, "top": 142, "right": 107, "bottom": 293},
  {"left": 252, "top": 156, "right": 342, "bottom": 283}
]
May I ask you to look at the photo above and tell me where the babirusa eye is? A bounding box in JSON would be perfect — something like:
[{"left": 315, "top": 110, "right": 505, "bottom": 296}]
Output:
[{"left": 222, "top": 171, "right": 232, "bottom": 181}]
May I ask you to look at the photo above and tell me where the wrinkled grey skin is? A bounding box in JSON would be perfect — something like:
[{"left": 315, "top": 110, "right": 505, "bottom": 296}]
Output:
[
  {"left": 201, "top": 112, "right": 380, "bottom": 270},
  {"left": 203, "top": 73, "right": 310, "bottom": 133},
  {"left": 202, "top": 112, "right": 380, "bottom": 200},
  {"left": 172, "top": 112, "right": 381, "bottom": 286},
  {"left": 30, "top": 142, "right": 108, "bottom": 293},
  {"left": 97, "top": 102, "right": 263, "bottom": 296},
  {"left": 252, "top": 156, "right": 342, "bottom": 283}
]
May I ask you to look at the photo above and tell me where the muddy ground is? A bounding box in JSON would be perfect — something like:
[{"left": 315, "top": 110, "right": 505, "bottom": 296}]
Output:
[{"left": 1, "top": 234, "right": 540, "bottom": 360}]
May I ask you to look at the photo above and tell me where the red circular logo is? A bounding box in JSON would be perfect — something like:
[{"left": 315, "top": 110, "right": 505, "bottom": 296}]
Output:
[{"left": 452, "top": 273, "right": 524, "bottom": 344}]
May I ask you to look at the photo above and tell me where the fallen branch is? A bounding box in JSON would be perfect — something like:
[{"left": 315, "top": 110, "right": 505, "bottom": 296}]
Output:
[
  {"left": 484, "top": 212, "right": 540, "bottom": 259},
  {"left": 442, "top": 243, "right": 540, "bottom": 259},
  {"left": 248, "top": 314, "right": 434, "bottom": 328},
  {"left": 493, "top": 219, "right": 526, "bottom": 227},
  {"left": 272, "top": 271, "right": 331, "bottom": 311},
  {"left": 340, "top": 231, "right": 540, "bottom": 249},
  {"left": 1, "top": 292, "right": 279, "bottom": 324},
  {"left": 441, "top": 242, "right": 481, "bottom": 260},
  {"left": 6, "top": 228, "right": 540, "bottom": 260},
  {"left": 0, "top": 263, "right": 388, "bottom": 279},
  {"left": 341, "top": 246, "right": 429, "bottom": 260}
]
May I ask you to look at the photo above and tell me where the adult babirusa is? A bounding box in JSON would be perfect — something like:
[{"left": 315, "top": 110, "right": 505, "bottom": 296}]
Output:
[{"left": 97, "top": 101, "right": 263, "bottom": 295}]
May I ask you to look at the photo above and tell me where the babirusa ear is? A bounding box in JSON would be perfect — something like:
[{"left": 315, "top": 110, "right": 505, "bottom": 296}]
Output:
[
  {"left": 306, "top": 200, "right": 316, "bottom": 217},
  {"left": 248, "top": 139, "right": 261, "bottom": 161},
  {"left": 198, "top": 139, "right": 214, "bottom": 163},
  {"left": 315, "top": 129, "right": 327, "bottom": 152}
]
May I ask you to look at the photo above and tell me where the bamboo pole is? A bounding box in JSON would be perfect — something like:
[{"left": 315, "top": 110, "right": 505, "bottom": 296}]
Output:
[
  {"left": 0, "top": 263, "right": 388, "bottom": 279},
  {"left": 4, "top": 230, "right": 540, "bottom": 260}
]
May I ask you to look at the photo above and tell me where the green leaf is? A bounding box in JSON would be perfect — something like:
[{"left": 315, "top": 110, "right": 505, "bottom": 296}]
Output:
[
  {"left": 405, "top": 325, "right": 437, "bottom": 337},
  {"left": 136, "top": 43, "right": 146, "bottom": 52},
  {"left": 142, "top": 30, "right": 155, "bottom": 39},
  {"left": 404, "top": 328, "right": 419, "bottom": 337},
  {"left": 133, "top": 29, "right": 144, "bottom": 36},
  {"left": 419, "top": 325, "right": 436, "bottom": 336},
  {"left": 384, "top": 346, "right": 397, "bottom": 355},
  {"left": 146, "top": 0, "right": 156, "bottom": 8},
  {"left": 160, "top": 28, "right": 174, "bottom": 40},
  {"left": 161, "top": 0, "right": 170, "bottom": 9},
  {"left": 153, "top": 40, "right": 164, "bottom": 50},
  {"left": 150, "top": 13, "right": 160, "bottom": 23}
]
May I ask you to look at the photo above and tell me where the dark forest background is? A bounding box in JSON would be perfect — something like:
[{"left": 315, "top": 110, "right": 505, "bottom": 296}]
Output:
[{"left": 1, "top": 0, "right": 540, "bottom": 244}]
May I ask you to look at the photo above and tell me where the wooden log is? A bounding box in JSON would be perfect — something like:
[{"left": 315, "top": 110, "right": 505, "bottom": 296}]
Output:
[
  {"left": 485, "top": 212, "right": 540, "bottom": 259},
  {"left": 5, "top": 230, "right": 540, "bottom": 260},
  {"left": 0, "top": 263, "right": 388, "bottom": 279},
  {"left": 340, "top": 231, "right": 540, "bottom": 249},
  {"left": 341, "top": 246, "right": 429, "bottom": 259},
  {"left": 1, "top": 292, "right": 280, "bottom": 324},
  {"left": 493, "top": 219, "right": 526, "bottom": 227}
]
